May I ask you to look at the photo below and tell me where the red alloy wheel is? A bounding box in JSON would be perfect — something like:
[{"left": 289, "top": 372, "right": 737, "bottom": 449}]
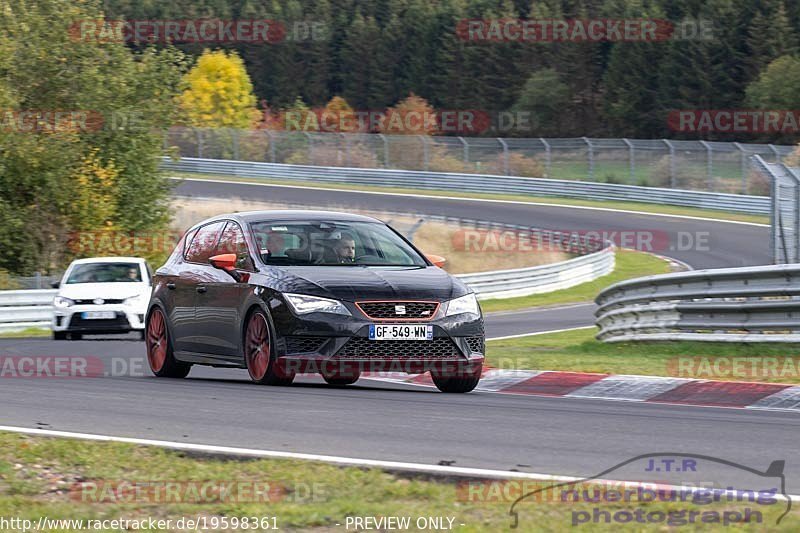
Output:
[
  {"left": 246, "top": 312, "right": 271, "bottom": 381},
  {"left": 146, "top": 308, "right": 168, "bottom": 373}
]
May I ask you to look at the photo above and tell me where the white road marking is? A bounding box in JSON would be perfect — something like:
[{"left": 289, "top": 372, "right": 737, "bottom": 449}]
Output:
[
  {"left": 487, "top": 326, "right": 595, "bottom": 342},
  {"left": 172, "top": 177, "right": 769, "bottom": 227},
  {"left": 1, "top": 424, "right": 797, "bottom": 503}
]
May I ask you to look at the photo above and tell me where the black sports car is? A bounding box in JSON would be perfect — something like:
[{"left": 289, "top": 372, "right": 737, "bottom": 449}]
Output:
[{"left": 145, "top": 210, "right": 485, "bottom": 392}]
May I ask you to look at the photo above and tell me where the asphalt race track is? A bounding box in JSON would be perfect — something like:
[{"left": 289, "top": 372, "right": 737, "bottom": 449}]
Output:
[
  {"left": 2, "top": 177, "right": 793, "bottom": 494},
  {"left": 173, "top": 178, "right": 771, "bottom": 269},
  {"left": 1, "top": 334, "right": 799, "bottom": 492}
]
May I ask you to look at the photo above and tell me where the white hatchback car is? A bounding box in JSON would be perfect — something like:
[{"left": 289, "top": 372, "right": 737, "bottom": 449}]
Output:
[{"left": 51, "top": 257, "right": 152, "bottom": 340}]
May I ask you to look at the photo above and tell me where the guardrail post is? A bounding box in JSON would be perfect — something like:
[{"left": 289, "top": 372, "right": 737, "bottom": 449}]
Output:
[
  {"left": 459, "top": 136, "right": 468, "bottom": 164},
  {"left": 663, "top": 140, "right": 676, "bottom": 188},
  {"left": 583, "top": 137, "right": 594, "bottom": 181},
  {"left": 700, "top": 140, "right": 714, "bottom": 191},
  {"left": 622, "top": 138, "right": 635, "bottom": 182},
  {"left": 498, "top": 138, "right": 510, "bottom": 175},
  {"left": 540, "top": 138, "right": 551, "bottom": 176},
  {"left": 733, "top": 142, "right": 747, "bottom": 194}
]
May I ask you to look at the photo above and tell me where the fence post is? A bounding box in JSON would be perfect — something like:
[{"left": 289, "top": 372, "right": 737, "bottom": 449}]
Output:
[
  {"left": 421, "top": 135, "right": 430, "bottom": 171},
  {"left": 304, "top": 132, "right": 313, "bottom": 164},
  {"left": 733, "top": 142, "right": 747, "bottom": 194},
  {"left": 583, "top": 137, "right": 594, "bottom": 181},
  {"left": 540, "top": 138, "right": 551, "bottom": 176},
  {"left": 663, "top": 139, "right": 676, "bottom": 188},
  {"left": 770, "top": 144, "right": 781, "bottom": 163},
  {"left": 459, "top": 136, "right": 468, "bottom": 164},
  {"left": 622, "top": 138, "right": 635, "bottom": 182},
  {"left": 498, "top": 138, "right": 510, "bottom": 175},
  {"left": 34, "top": 272, "right": 41, "bottom": 290},
  {"left": 378, "top": 134, "right": 389, "bottom": 168},
  {"left": 265, "top": 130, "right": 276, "bottom": 163},
  {"left": 700, "top": 140, "right": 713, "bottom": 191},
  {"left": 196, "top": 128, "right": 204, "bottom": 158},
  {"left": 232, "top": 129, "right": 240, "bottom": 160},
  {"left": 342, "top": 133, "right": 350, "bottom": 167}
]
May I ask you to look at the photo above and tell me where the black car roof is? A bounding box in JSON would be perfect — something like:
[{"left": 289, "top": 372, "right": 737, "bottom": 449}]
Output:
[{"left": 195, "top": 210, "right": 384, "bottom": 227}]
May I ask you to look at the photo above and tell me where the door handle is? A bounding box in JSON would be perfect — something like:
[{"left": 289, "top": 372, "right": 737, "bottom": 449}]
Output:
[
  {"left": 166, "top": 282, "right": 176, "bottom": 290},
  {"left": 196, "top": 286, "right": 208, "bottom": 294}
]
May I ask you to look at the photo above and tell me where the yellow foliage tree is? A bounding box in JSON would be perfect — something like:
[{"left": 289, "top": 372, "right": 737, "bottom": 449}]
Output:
[
  {"left": 178, "top": 50, "right": 260, "bottom": 129},
  {"left": 71, "top": 148, "right": 119, "bottom": 232},
  {"left": 379, "top": 93, "right": 439, "bottom": 135}
]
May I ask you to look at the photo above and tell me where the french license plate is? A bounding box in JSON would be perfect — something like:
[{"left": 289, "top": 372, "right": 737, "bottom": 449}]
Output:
[
  {"left": 81, "top": 311, "right": 116, "bottom": 320},
  {"left": 369, "top": 324, "right": 433, "bottom": 341}
]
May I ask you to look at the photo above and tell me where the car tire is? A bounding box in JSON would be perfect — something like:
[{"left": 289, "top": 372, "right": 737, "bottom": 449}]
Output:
[
  {"left": 69, "top": 332, "right": 83, "bottom": 341},
  {"left": 431, "top": 365, "right": 482, "bottom": 393},
  {"left": 52, "top": 331, "right": 67, "bottom": 340},
  {"left": 245, "top": 309, "right": 294, "bottom": 386},
  {"left": 139, "top": 330, "right": 146, "bottom": 341},
  {"left": 145, "top": 308, "right": 191, "bottom": 378},
  {"left": 322, "top": 370, "right": 361, "bottom": 386}
]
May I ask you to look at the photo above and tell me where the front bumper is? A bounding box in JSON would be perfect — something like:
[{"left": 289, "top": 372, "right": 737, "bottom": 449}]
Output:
[
  {"left": 271, "top": 300, "right": 485, "bottom": 375},
  {"left": 52, "top": 304, "right": 146, "bottom": 333}
]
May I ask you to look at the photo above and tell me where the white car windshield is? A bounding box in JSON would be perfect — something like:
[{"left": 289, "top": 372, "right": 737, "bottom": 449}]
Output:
[{"left": 66, "top": 263, "right": 142, "bottom": 284}]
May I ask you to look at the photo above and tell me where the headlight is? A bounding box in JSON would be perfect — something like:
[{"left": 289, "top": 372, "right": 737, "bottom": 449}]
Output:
[
  {"left": 284, "top": 293, "right": 351, "bottom": 316},
  {"left": 124, "top": 294, "right": 143, "bottom": 306},
  {"left": 445, "top": 293, "right": 480, "bottom": 317},
  {"left": 53, "top": 296, "right": 74, "bottom": 308}
]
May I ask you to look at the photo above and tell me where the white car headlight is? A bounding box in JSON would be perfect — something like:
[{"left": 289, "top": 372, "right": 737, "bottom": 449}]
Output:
[
  {"left": 284, "top": 293, "right": 351, "bottom": 316},
  {"left": 53, "top": 296, "right": 74, "bottom": 308},
  {"left": 445, "top": 293, "right": 480, "bottom": 317}
]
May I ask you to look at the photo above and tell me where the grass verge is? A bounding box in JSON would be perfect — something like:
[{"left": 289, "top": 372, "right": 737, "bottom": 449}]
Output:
[
  {"left": 479, "top": 250, "right": 672, "bottom": 313},
  {"left": 0, "top": 327, "right": 50, "bottom": 339},
  {"left": 486, "top": 328, "right": 800, "bottom": 384},
  {"left": 171, "top": 173, "right": 769, "bottom": 225},
  {"left": 0, "top": 432, "right": 796, "bottom": 531}
]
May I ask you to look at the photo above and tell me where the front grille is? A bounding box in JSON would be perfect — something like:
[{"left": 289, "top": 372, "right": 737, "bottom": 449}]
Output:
[
  {"left": 357, "top": 301, "right": 439, "bottom": 320},
  {"left": 68, "top": 313, "right": 129, "bottom": 330},
  {"left": 285, "top": 336, "right": 326, "bottom": 354},
  {"left": 74, "top": 299, "right": 125, "bottom": 305},
  {"left": 465, "top": 336, "right": 485, "bottom": 353},
  {"left": 334, "top": 337, "right": 461, "bottom": 360}
]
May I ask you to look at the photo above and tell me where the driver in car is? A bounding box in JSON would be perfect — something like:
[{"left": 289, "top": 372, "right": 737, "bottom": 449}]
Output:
[{"left": 333, "top": 235, "right": 356, "bottom": 263}]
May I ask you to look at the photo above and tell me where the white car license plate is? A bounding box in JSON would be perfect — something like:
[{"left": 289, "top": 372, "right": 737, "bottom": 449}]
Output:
[
  {"left": 369, "top": 324, "right": 433, "bottom": 341},
  {"left": 81, "top": 311, "right": 116, "bottom": 320}
]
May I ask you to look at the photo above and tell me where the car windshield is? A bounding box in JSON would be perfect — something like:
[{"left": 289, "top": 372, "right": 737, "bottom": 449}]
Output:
[
  {"left": 249, "top": 220, "right": 427, "bottom": 267},
  {"left": 65, "top": 263, "right": 142, "bottom": 284}
]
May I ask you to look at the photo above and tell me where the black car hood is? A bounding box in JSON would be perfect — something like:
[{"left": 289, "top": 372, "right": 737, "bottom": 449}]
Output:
[{"left": 272, "top": 266, "right": 465, "bottom": 301}]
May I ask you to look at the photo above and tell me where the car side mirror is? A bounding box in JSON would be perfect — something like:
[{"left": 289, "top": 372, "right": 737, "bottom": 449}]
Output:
[
  {"left": 209, "top": 253, "right": 241, "bottom": 281},
  {"left": 426, "top": 254, "right": 447, "bottom": 268},
  {"left": 51, "top": 281, "right": 60, "bottom": 289}
]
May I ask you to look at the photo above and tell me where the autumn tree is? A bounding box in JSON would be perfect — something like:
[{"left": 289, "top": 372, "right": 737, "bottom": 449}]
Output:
[{"left": 178, "top": 49, "right": 261, "bottom": 129}]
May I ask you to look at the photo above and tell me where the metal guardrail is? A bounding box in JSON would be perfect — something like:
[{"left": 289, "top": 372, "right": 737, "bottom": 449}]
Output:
[
  {"left": 163, "top": 157, "right": 771, "bottom": 215},
  {"left": 595, "top": 264, "right": 800, "bottom": 343},
  {"left": 0, "top": 290, "right": 56, "bottom": 333}
]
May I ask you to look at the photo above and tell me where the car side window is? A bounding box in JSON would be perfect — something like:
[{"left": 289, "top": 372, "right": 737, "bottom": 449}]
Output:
[
  {"left": 184, "top": 221, "right": 225, "bottom": 264},
  {"left": 216, "top": 221, "right": 255, "bottom": 271}
]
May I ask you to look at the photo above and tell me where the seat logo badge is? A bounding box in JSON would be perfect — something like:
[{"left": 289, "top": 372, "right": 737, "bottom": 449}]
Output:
[
  {"left": 395, "top": 305, "right": 406, "bottom": 315},
  {"left": 93, "top": 298, "right": 104, "bottom": 305}
]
